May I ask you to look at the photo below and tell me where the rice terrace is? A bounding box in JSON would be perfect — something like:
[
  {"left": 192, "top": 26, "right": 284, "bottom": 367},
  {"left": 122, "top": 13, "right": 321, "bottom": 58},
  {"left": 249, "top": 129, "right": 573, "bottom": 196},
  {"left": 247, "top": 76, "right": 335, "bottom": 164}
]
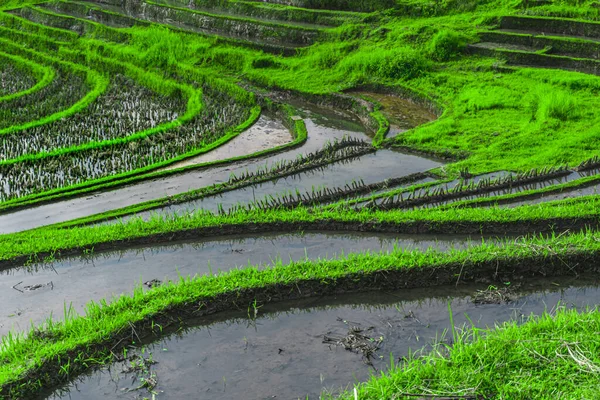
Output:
[{"left": 5, "top": 0, "right": 600, "bottom": 398}]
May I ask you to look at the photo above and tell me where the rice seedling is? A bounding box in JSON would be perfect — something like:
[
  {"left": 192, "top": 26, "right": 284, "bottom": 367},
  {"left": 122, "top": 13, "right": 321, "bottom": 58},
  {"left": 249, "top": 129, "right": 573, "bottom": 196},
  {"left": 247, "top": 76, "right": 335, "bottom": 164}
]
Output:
[
  {"left": 0, "top": 64, "right": 88, "bottom": 130},
  {"left": 0, "top": 74, "right": 186, "bottom": 161},
  {"left": 0, "top": 82, "right": 248, "bottom": 200},
  {"left": 0, "top": 54, "right": 37, "bottom": 97}
]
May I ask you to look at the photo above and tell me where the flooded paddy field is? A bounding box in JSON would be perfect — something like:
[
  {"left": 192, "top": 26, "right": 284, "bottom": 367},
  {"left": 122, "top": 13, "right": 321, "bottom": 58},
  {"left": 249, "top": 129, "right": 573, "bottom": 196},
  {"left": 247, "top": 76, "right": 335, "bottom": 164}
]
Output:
[
  {"left": 0, "top": 99, "right": 442, "bottom": 233},
  {"left": 45, "top": 275, "right": 600, "bottom": 400},
  {"left": 0, "top": 231, "right": 497, "bottom": 336}
]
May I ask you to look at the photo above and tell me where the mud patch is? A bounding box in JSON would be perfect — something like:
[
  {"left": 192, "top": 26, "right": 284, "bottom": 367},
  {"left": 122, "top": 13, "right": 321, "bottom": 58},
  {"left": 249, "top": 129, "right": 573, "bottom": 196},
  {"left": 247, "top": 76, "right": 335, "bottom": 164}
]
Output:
[{"left": 351, "top": 91, "right": 438, "bottom": 136}]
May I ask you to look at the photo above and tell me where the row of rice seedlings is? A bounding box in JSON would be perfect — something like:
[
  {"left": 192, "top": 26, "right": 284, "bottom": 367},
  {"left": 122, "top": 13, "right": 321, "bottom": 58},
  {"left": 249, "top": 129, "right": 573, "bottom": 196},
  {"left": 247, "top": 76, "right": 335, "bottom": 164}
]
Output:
[
  {"left": 225, "top": 136, "right": 370, "bottom": 185},
  {"left": 173, "top": 140, "right": 374, "bottom": 210},
  {"left": 0, "top": 74, "right": 186, "bottom": 161},
  {"left": 210, "top": 148, "right": 380, "bottom": 215},
  {"left": 0, "top": 64, "right": 88, "bottom": 130},
  {"left": 577, "top": 155, "right": 600, "bottom": 172},
  {"left": 236, "top": 178, "right": 369, "bottom": 212},
  {"left": 364, "top": 166, "right": 573, "bottom": 211},
  {"left": 236, "top": 171, "right": 432, "bottom": 211},
  {"left": 0, "top": 84, "right": 245, "bottom": 200},
  {"left": 0, "top": 56, "right": 37, "bottom": 97}
]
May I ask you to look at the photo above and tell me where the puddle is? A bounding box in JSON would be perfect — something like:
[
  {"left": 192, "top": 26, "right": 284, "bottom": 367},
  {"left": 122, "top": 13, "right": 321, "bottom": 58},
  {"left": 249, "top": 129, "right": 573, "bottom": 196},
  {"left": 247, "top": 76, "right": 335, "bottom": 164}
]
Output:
[
  {"left": 0, "top": 232, "right": 495, "bottom": 336},
  {"left": 161, "top": 114, "right": 293, "bottom": 171},
  {"left": 0, "top": 101, "right": 442, "bottom": 234},
  {"left": 46, "top": 274, "right": 600, "bottom": 400},
  {"left": 350, "top": 91, "right": 438, "bottom": 137}
]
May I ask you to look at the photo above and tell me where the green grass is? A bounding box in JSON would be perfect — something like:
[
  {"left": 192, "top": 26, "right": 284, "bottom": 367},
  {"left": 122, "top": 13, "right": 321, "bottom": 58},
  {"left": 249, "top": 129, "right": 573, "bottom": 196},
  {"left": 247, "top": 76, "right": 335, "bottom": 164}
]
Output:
[
  {"left": 334, "top": 306, "right": 600, "bottom": 399},
  {"left": 2, "top": 193, "right": 600, "bottom": 263},
  {"left": 1, "top": 227, "right": 600, "bottom": 398}
]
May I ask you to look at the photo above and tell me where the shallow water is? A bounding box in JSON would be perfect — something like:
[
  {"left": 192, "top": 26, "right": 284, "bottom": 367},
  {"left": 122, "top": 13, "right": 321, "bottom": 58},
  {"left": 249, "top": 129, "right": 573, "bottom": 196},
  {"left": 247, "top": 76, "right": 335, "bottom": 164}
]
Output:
[
  {"left": 48, "top": 275, "right": 600, "bottom": 400},
  {"left": 503, "top": 180, "right": 600, "bottom": 208},
  {"left": 162, "top": 114, "right": 293, "bottom": 171},
  {"left": 134, "top": 146, "right": 441, "bottom": 219},
  {"left": 124, "top": 101, "right": 442, "bottom": 220},
  {"left": 0, "top": 100, "right": 442, "bottom": 233},
  {"left": 0, "top": 231, "right": 492, "bottom": 336},
  {"left": 350, "top": 91, "right": 438, "bottom": 136}
]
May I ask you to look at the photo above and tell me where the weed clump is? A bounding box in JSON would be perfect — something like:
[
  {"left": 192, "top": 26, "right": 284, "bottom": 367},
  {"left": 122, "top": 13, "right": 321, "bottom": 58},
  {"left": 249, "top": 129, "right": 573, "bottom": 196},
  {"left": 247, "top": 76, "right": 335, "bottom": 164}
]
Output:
[
  {"left": 529, "top": 86, "right": 580, "bottom": 123},
  {"left": 339, "top": 46, "right": 430, "bottom": 81},
  {"left": 428, "top": 29, "right": 468, "bottom": 62}
]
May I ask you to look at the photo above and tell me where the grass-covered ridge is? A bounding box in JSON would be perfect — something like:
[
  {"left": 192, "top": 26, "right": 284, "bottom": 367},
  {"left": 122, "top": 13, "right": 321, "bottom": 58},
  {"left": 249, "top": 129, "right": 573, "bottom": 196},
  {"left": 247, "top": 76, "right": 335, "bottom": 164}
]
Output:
[
  {"left": 1, "top": 228, "right": 600, "bottom": 398},
  {"left": 335, "top": 306, "right": 600, "bottom": 399}
]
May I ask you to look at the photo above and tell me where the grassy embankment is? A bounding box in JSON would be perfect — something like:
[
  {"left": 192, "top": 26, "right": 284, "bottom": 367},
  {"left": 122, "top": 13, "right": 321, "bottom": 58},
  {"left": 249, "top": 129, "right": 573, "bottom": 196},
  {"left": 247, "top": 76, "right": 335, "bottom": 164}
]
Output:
[
  {"left": 333, "top": 306, "right": 600, "bottom": 399},
  {"left": 1, "top": 227, "right": 600, "bottom": 397}
]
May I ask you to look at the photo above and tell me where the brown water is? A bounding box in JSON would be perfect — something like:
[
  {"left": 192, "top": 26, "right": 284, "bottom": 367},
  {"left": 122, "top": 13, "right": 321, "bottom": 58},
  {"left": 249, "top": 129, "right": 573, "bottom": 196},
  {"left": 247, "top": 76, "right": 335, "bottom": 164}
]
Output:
[
  {"left": 351, "top": 91, "right": 438, "bottom": 137},
  {"left": 47, "top": 275, "right": 600, "bottom": 400}
]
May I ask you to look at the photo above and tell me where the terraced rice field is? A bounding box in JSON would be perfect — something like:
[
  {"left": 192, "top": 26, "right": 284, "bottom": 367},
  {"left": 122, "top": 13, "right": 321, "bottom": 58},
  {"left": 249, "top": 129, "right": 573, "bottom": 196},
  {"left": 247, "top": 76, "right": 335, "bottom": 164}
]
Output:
[{"left": 3, "top": 0, "right": 600, "bottom": 399}]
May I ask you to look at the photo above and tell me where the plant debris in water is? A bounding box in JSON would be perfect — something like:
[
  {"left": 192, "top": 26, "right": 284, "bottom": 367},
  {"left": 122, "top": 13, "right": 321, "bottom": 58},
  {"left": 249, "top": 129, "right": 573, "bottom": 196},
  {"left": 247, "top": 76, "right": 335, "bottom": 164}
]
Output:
[
  {"left": 472, "top": 284, "right": 519, "bottom": 304},
  {"left": 323, "top": 318, "right": 383, "bottom": 367}
]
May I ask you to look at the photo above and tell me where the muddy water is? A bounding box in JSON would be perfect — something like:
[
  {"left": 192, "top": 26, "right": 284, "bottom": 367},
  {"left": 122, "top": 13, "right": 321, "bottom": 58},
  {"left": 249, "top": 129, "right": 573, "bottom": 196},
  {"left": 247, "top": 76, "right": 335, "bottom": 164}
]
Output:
[
  {"left": 503, "top": 181, "right": 600, "bottom": 208},
  {"left": 0, "top": 102, "right": 442, "bottom": 234},
  {"left": 0, "top": 231, "right": 492, "bottom": 336},
  {"left": 162, "top": 114, "right": 293, "bottom": 171},
  {"left": 132, "top": 146, "right": 441, "bottom": 220},
  {"left": 48, "top": 275, "right": 600, "bottom": 400},
  {"left": 351, "top": 91, "right": 438, "bottom": 137}
]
